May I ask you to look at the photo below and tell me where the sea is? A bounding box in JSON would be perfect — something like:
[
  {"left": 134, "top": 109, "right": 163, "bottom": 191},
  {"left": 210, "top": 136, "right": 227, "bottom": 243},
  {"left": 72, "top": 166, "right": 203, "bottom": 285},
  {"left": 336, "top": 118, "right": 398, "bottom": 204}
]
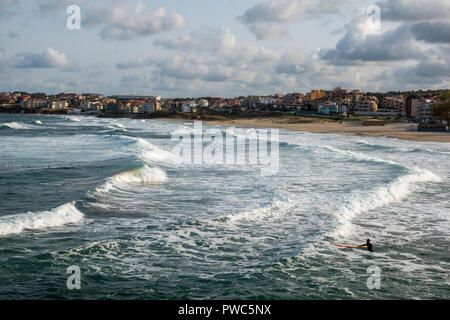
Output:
[{"left": 0, "top": 113, "right": 448, "bottom": 299}]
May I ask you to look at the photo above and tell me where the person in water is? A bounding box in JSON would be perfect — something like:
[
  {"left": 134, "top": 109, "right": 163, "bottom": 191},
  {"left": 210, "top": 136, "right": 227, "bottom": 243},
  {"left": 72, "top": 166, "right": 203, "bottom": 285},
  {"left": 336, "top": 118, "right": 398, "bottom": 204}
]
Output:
[{"left": 359, "top": 239, "right": 373, "bottom": 252}]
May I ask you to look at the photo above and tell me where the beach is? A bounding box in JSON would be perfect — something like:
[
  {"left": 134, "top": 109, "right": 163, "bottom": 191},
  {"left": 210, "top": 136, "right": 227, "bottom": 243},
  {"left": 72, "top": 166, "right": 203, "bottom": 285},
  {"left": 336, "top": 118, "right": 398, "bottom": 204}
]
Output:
[{"left": 157, "top": 116, "right": 450, "bottom": 143}]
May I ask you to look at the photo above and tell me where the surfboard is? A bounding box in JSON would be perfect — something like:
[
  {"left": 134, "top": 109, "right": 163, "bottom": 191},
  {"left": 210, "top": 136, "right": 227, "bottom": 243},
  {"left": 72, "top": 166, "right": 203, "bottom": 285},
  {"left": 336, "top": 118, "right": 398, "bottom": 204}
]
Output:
[{"left": 331, "top": 243, "right": 364, "bottom": 249}]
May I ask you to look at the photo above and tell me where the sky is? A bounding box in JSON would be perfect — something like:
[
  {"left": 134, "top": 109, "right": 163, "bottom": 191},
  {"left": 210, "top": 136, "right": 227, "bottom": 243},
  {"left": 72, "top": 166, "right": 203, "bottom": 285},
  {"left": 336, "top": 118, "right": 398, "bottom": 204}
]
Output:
[{"left": 0, "top": 0, "right": 449, "bottom": 98}]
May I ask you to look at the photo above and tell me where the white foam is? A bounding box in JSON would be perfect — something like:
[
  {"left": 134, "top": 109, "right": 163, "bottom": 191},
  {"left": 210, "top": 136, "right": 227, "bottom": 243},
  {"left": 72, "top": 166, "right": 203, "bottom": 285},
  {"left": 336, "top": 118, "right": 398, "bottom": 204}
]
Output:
[
  {"left": 1, "top": 122, "right": 36, "bottom": 130},
  {"left": 333, "top": 168, "right": 442, "bottom": 237},
  {"left": 0, "top": 202, "right": 84, "bottom": 236},
  {"left": 216, "top": 199, "right": 295, "bottom": 224},
  {"left": 93, "top": 164, "right": 168, "bottom": 197},
  {"left": 34, "top": 120, "right": 44, "bottom": 125},
  {"left": 111, "top": 165, "right": 168, "bottom": 186},
  {"left": 134, "top": 137, "right": 181, "bottom": 164}
]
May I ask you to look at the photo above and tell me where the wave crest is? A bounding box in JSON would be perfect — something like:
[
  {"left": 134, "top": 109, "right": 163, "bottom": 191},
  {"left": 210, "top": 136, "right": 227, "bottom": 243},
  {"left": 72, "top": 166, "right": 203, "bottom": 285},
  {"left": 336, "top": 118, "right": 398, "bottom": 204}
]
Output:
[
  {"left": 1, "top": 122, "right": 36, "bottom": 130},
  {"left": 333, "top": 168, "right": 441, "bottom": 237},
  {"left": 0, "top": 202, "right": 84, "bottom": 236}
]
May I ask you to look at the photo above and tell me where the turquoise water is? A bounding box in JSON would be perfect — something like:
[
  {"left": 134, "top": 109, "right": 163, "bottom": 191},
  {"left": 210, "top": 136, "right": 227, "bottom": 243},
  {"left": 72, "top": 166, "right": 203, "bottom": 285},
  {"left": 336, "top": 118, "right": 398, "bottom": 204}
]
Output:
[{"left": 0, "top": 113, "right": 449, "bottom": 299}]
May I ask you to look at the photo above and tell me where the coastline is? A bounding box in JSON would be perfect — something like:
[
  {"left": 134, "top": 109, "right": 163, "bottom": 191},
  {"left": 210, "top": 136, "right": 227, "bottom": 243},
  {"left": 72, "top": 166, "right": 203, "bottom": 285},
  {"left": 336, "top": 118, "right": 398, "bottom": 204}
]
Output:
[
  {"left": 156, "top": 117, "right": 450, "bottom": 143},
  {"left": 2, "top": 111, "right": 449, "bottom": 143}
]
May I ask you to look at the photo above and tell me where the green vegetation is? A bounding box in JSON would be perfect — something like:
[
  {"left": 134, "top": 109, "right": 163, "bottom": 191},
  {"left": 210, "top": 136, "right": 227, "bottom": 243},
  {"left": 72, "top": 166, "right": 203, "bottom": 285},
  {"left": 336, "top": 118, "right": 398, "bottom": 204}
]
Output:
[{"left": 432, "top": 91, "right": 450, "bottom": 124}]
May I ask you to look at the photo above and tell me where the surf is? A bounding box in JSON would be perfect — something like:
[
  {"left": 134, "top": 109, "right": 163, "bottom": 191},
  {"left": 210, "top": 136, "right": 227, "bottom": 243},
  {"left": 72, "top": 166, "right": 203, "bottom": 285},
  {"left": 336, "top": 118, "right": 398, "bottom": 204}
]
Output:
[
  {"left": 332, "top": 167, "right": 442, "bottom": 237},
  {"left": 1, "top": 122, "right": 37, "bottom": 130},
  {"left": 0, "top": 202, "right": 84, "bottom": 236}
]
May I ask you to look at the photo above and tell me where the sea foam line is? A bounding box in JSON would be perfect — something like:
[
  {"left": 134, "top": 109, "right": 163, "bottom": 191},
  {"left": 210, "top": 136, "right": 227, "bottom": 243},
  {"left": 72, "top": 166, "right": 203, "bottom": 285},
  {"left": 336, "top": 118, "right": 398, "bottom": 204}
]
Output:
[{"left": 0, "top": 202, "right": 84, "bottom": 236}]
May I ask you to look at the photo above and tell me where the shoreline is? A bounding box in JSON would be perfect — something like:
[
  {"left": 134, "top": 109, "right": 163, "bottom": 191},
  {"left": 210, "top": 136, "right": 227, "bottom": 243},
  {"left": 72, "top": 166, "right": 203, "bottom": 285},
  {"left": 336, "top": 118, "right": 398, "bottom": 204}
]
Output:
[
  {"left": 156, "top": 117, "right": 450, "bottom": 143},
  {"left": 2, "top": 111, "right": 449, "bottom": 143}
]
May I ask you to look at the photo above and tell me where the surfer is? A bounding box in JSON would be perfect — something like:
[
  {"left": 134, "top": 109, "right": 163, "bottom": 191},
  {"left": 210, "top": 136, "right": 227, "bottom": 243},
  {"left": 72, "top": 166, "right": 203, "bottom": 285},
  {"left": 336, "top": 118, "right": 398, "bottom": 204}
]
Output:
[
  {"left": 359, "top": 239, "right": 373, "bottom": 252},
  {"left": 331, "top": 239, "right": 373, "bottom": 252}
]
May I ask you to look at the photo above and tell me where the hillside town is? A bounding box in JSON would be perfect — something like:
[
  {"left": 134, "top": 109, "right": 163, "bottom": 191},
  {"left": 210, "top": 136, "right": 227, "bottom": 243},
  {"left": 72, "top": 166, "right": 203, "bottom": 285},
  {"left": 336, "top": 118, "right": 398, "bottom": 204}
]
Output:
[{"left": 0, "top": 88, "right": 449, "bottom": 131}]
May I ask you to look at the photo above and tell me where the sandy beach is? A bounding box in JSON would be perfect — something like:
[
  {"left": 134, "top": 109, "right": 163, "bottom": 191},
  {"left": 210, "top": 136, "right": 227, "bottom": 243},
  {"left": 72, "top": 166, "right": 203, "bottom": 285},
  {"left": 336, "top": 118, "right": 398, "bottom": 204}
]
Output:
[{"left": 157, "top": 116, "right": 450, "bottom": 143}]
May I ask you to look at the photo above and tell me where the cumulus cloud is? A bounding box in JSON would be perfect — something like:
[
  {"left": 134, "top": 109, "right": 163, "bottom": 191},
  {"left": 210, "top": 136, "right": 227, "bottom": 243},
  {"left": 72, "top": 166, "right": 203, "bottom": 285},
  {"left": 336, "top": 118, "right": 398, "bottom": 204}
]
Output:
[
  {"left": 414, "top": 56, "right": 450, "bottom": 78},
  {"left": 154, "top": 27, "right": 237, "bottom": 52},
  {"left": 238, "top": 0, "right": 359, "bottom": 40},
  {"left": 410, "top": 22, "right": 450, "bottom": 44},
  {"left": 82, "top": 2, "right": 187, "bottom": 41},
  {"left": 320, "top": 14, "right": 425, "bottom": 63},
  {"left": 376, "top": 0, "right": 450, "bottom": 22},
  {"left": 9, "top": 48, "right": 71, "bottom": 68},
  {"left": 116, "top": 57, "right": 151, "bottom": 70}
]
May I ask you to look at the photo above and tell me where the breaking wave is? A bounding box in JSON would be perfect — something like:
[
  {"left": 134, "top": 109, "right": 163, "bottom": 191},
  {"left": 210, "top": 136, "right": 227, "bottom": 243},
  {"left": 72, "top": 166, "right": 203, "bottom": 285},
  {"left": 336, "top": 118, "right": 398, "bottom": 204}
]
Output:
[
  {"left": 0, "top": 202, "right": 84, "bottom": 236},
  {"left": 1, "top": 122, "right": 37, "bottom": 130},
  {"left": 133, "top": 137, "right": 181, "bottom": 164},
  {"left": 332, "top": 168, "right": 442, "bottom": 237},
  {"left": 92, "top": 164, "right": 168, "bottom": 198}
]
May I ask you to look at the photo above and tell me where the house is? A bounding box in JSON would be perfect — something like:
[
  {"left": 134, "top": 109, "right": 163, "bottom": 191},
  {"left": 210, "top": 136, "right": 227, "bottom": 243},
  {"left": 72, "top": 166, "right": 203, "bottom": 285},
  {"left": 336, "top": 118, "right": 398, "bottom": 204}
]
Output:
[
  {"left": 196, "top": 99, "right": 209, "bottom": 110},
  {"left": 355, "top": 96, "right": 378, "bottom": 113},
  {"left": 47, "top": 100, "right": 69, "bottom": 109},
  {"left": 318, "top": 103, "right": 347, "bottom": 115},
  {"left": 21, "top": 98, "right": 47, "bottom": 109},
  {"left": 181, "top": 101, "right": 197, "bottom": 113},
  {"left": 381, "top": 95, "right": 405, "bottom": 114}
]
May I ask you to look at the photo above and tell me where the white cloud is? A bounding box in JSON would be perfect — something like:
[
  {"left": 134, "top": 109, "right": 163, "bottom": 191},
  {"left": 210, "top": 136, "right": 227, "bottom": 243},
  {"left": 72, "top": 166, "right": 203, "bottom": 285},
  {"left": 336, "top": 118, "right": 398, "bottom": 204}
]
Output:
[
  {"left": 9, "top": 48, "right": 71, "bottom": 68},
  {"left": 320, "top": 14, "right": 425, "bottom": 63},
  {"left": 83, "top": 2, "right": 188, "bottom": 41},
  {"left": 376, "top": 0, "right": 450, "bottom": 21},
  {"left": 155, "top": 27, "right": 237, "bottom": 52},
  {"left": 238, "top": 0, "right": 359, "bottom": 40}
]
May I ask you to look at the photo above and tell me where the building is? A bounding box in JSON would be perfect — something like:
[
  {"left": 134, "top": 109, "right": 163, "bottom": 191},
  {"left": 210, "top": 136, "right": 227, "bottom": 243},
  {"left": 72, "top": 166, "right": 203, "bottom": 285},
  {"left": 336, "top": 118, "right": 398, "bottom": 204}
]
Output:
[
  {"left": 417, "top": 99, "right": 433, "bottom": 122},
  {"left": 381, "top": 95, "right": 405, "bottom": 114},
  {"left": 305, "top": 90, "right": 326, "bottom": 101},
  {"left": 47, "top": 100, "right": 69, "bottom": 109},
  {"left": 21, "top": 98, "right": 47, "bottom": 109},
  {"left": 318, "top": 103, "right": 347, "bottom": 115},
  {"left": 405, "top": 97, "right": 420, "bottom": 118},
  {"left": 196, "top": 99, "right": 209, "bottom": 110},
  {"left": 181, "top": 101, "right": 197, "bottom": 113},
  {"left": 141, "top": 102, "right": 161, "bottom": 113},
  {"left": 113, "top": 95, "right": 161, "bottom": 101},
  {"left": 240, "top": 97, "right": 261, "bottom": 109},
  {"left": 281, "top": 93, "right": 302, "bottom": 104},
  {"left": 105, "top": 103, "right": 123, "bottom": 113},
  {"left": 355, "top": 96, "right": 378, "bottom": 113}
]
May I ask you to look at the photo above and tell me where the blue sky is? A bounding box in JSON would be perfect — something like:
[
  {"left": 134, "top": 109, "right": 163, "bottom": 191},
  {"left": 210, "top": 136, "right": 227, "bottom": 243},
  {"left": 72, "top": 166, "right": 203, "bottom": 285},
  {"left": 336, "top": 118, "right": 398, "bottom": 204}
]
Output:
[{"left": 0, "top": 0, "right": 449, "bottom": 97}]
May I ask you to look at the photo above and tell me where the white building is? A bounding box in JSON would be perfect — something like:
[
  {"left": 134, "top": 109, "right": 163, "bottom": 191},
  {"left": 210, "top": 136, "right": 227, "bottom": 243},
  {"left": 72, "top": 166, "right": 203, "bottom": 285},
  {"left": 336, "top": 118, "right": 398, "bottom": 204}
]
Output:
[
  {"left": 48, "top": 100, "right": 69, "bottom": 109},
  {"left": 21, "top": 99, "right": 47, "bottom": 109},
  {"left": 196, "top": 99, "right": 209, "bottom": 109},
  {"left": 181, "top": 101, "right": 197, "bottom": 113}
]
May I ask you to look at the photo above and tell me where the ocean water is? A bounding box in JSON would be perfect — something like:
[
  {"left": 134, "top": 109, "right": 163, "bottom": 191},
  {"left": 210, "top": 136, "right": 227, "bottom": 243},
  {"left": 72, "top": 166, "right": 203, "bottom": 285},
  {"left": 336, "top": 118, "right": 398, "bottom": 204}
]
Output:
[{"left": 0, "top": 113, "right": 449, "bottom": 300}]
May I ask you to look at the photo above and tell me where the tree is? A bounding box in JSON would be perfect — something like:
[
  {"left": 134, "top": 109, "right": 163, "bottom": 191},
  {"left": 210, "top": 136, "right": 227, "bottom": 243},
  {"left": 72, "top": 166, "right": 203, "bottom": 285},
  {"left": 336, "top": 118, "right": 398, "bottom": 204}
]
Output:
[{"left": 432, "top": 91, "right": 450, "bottom": 125}]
